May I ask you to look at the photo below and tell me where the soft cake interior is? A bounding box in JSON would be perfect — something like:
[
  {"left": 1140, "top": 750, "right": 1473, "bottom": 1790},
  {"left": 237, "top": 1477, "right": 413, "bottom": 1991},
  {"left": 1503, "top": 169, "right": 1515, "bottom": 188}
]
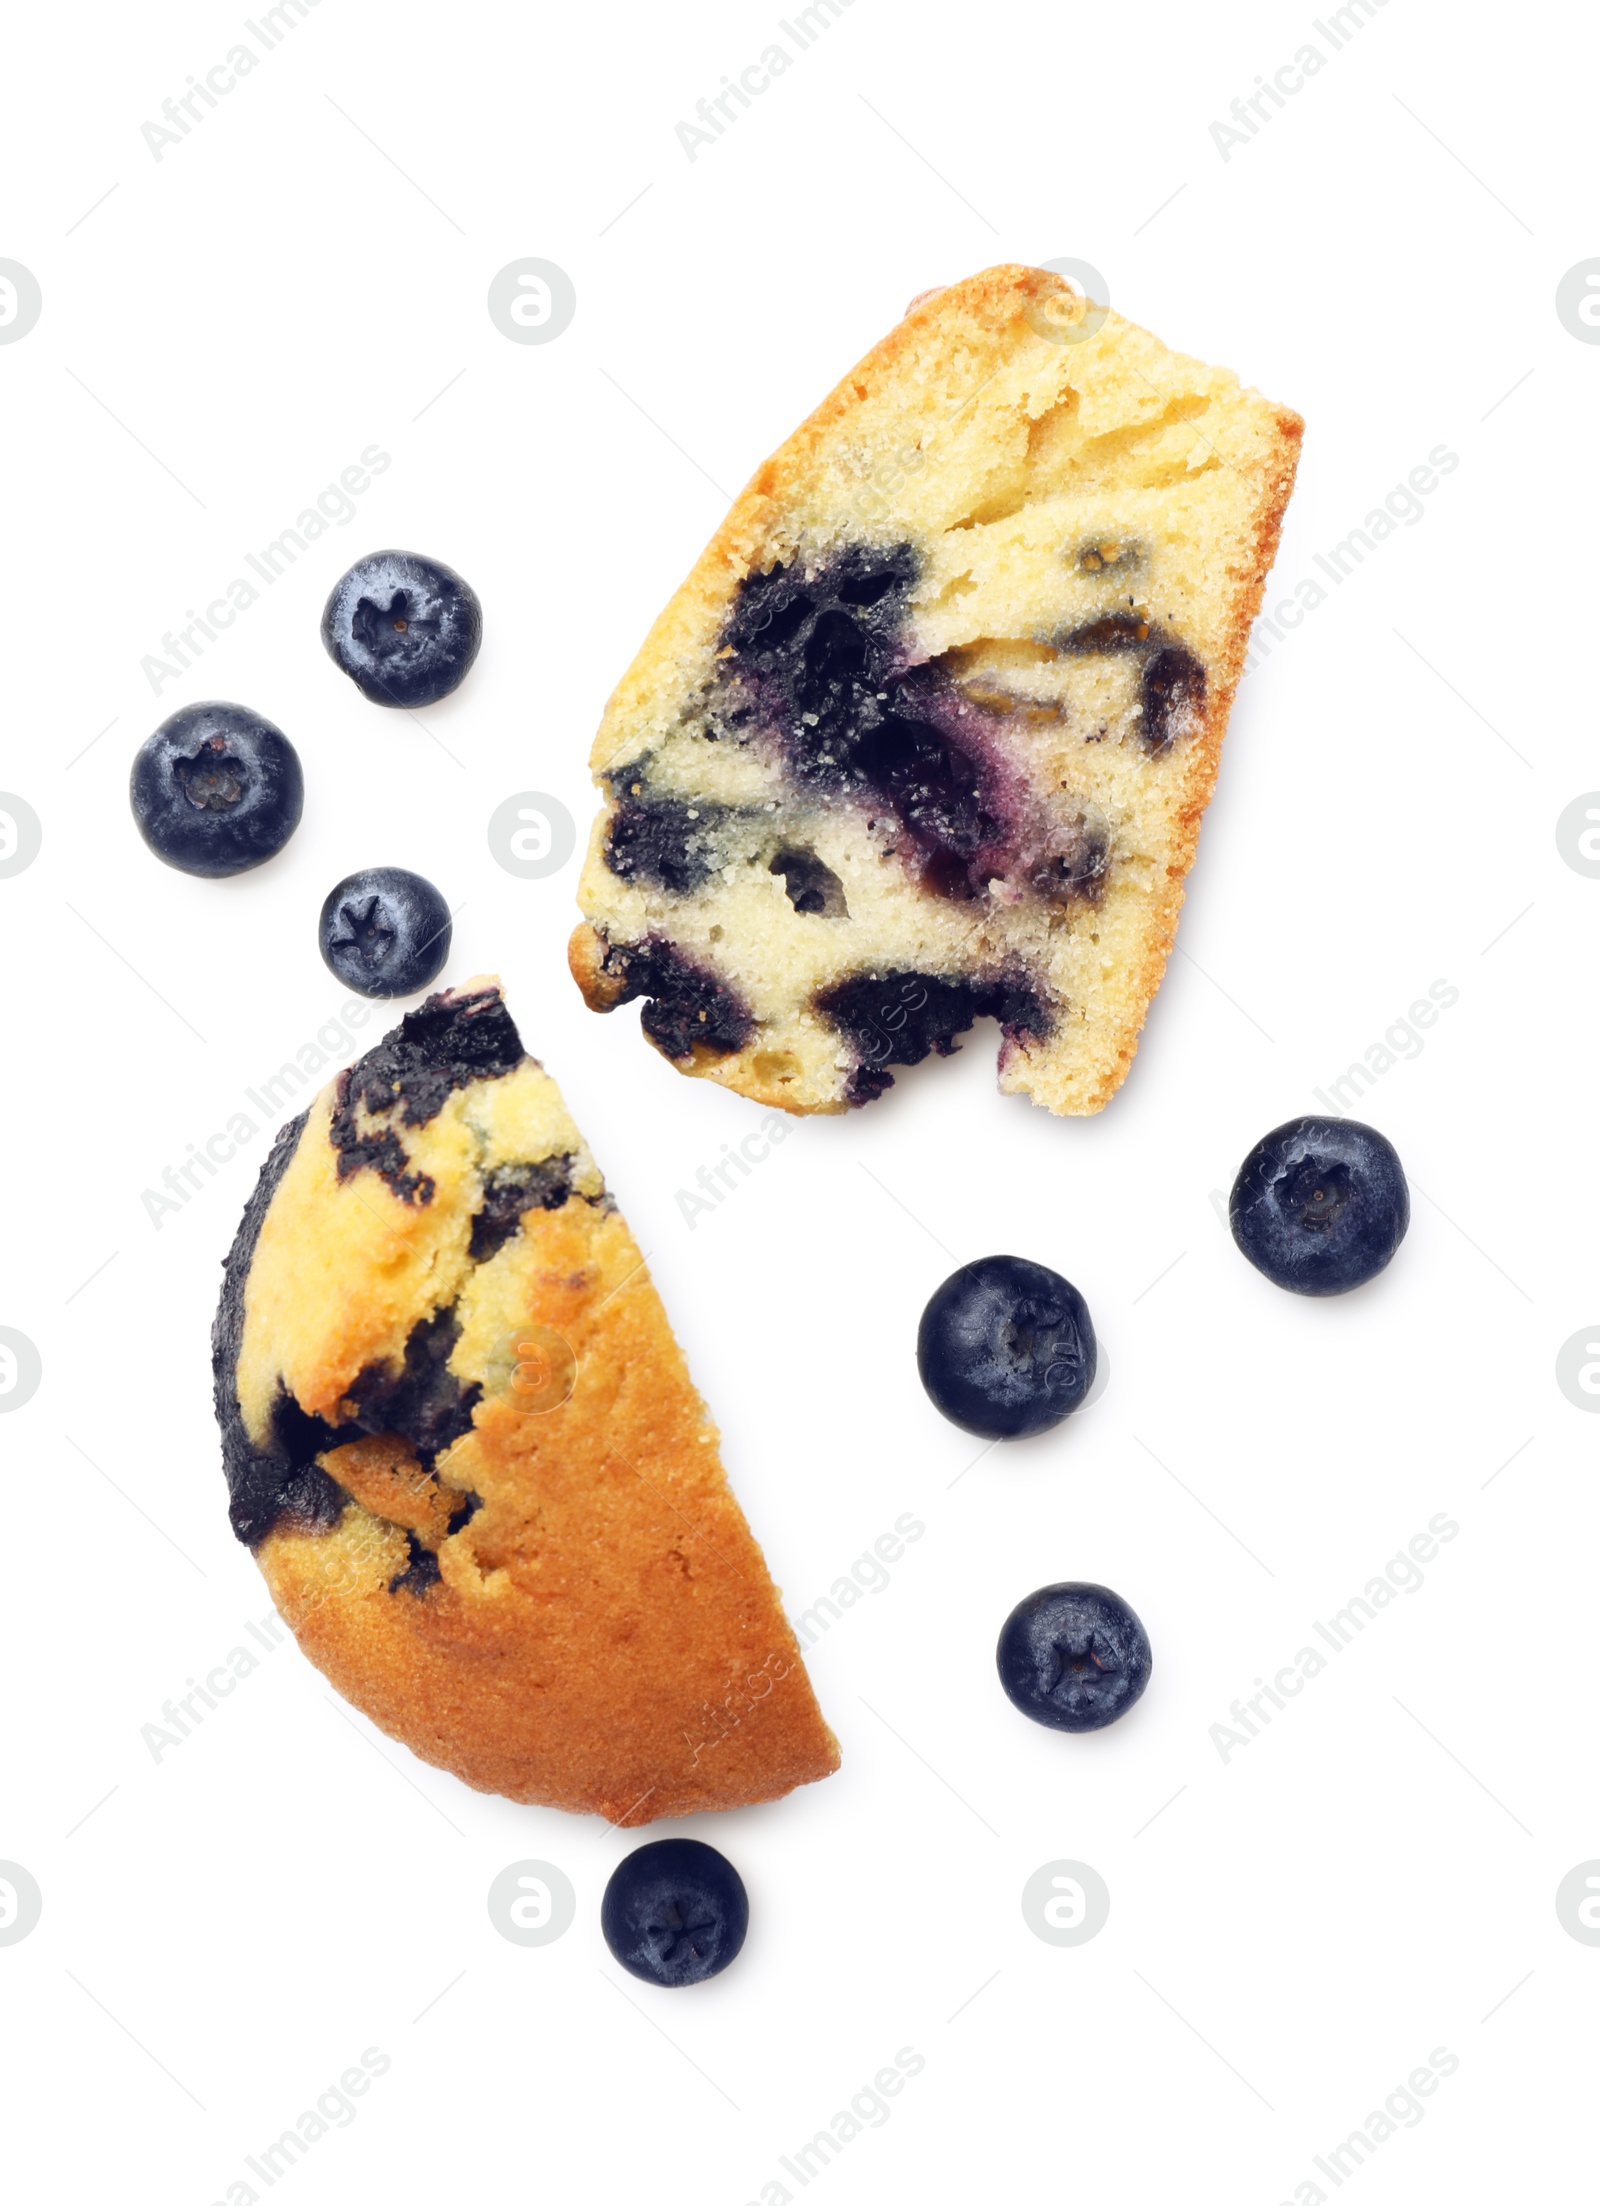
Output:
[{"left": 572, "top": 266, "right": 1301, "bottom": 1115}]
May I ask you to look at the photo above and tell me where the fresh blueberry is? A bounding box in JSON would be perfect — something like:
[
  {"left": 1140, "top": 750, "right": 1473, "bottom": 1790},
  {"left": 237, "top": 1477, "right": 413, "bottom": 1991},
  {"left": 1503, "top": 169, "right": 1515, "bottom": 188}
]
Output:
[
  {"left": 917, "top": 1255, "right": 1096, "bottom": 1438},
  {"left": 600, "top": 1839, "right": 748, "bottom": 1989},
  {"left": 321, "top": 550, "right": 482, "bottom": 708},
  {"left": 129, "top": 702, "right": 303, "bottom": 878},
  {"left": 318, "top": 867, "right": 451, "bottom": 998},
  {"left": 1230, "top": 1115, "right": 1409, "bottom": 1295},
  {"left": 997, "top": 1582, "right": 1152, "bottom": 1733}
]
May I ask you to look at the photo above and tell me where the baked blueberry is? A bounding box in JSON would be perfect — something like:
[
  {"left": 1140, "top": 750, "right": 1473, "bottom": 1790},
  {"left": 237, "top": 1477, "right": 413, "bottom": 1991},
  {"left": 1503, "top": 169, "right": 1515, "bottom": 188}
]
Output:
[
  {"left": 129, "top": 702, "right": 303, "bottom": 877},
  {"left": 601, "top": 1839, "right": 748, "bottom": 1988},
  {"left": 321, "top": 550, "right": 482, "bottom": 708},
  {"left": 917, "top": 1255, "right": 1096, "bottom": 1438},
  {"left": 1230, "top": 1115, "right": 1408, "bottom": 1295},
  {"left": 583, "top": 934, "right": 755, "bottom": 1062},
  {"left": 318, "top": 867, "right": 451, "bottom": 997},
  {"left": 816, "top": 969, "right": 1048, "bottom": 1105},
  {"left": 997, "top": 1582, "right": 1152, "bottom": 1732}
]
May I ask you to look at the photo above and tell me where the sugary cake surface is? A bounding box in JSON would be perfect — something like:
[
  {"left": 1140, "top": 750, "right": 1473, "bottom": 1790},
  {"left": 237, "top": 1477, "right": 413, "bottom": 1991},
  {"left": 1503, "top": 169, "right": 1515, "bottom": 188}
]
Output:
[
  {"left": 211, "top": 980, "right": 838, "bottom": 1824},
  {"left": 570, "top": 264, "right": 1301, "bottom": 1114}
]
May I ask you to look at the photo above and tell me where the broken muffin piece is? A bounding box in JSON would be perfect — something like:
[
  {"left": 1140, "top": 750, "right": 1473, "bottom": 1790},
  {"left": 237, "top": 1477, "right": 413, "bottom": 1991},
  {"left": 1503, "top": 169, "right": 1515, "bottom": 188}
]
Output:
[
  {"left": 570, "top": 264, "right": 1302, "bottom": 1114},
  {"left": 212, "top": 979, "right": 838, "bottom": 1823}
]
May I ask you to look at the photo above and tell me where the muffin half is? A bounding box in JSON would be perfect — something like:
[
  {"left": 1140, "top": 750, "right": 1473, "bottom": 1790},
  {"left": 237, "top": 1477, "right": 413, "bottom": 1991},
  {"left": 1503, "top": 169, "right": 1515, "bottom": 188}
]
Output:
[{"left": 571, "top": 264, "right": 1301, "bottom": 1114}]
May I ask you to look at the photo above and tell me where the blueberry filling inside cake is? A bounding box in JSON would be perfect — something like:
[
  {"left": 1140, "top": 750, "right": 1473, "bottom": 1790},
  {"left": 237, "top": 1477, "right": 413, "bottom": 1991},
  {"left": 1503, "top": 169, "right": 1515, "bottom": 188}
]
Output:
[{"left": 570, "top": 264, "right": 1301, "bottom": 1116}]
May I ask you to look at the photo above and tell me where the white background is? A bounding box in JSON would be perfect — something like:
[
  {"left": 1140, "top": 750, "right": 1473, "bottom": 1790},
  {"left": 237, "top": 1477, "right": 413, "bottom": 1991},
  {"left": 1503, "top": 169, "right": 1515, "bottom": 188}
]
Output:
[{"left": 1, "top": 1, "right": 1594, "bottom": 2199}]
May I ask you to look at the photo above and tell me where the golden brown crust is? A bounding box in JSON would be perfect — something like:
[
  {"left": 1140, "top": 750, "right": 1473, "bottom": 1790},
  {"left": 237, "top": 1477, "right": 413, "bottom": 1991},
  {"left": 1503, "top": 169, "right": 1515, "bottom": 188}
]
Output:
[
  {"left": 227, "top": 984, "right": 839, "bottom": 1823},
  {"left": 573, "top": 265, "right": 1303, "bottom": 1117},
  {"left": 566, "top": 917, "right": 622, "bottom": 1011}
]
